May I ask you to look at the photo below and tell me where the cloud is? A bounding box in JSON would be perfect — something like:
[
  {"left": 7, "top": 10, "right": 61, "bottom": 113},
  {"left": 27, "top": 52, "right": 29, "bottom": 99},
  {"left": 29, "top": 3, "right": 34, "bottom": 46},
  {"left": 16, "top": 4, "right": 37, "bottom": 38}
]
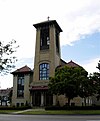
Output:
[
  {"left": 81, "top": 57, "right": 100, "bottom": 74},
  {"left": 60, "top": 0, "right": 100, "bottom": 46},
  {"left": 0, "top": 0, "right": 99, "bottom": 54},
  {"left": 15, "top": 57, "right": 34, "bottom": 69}
]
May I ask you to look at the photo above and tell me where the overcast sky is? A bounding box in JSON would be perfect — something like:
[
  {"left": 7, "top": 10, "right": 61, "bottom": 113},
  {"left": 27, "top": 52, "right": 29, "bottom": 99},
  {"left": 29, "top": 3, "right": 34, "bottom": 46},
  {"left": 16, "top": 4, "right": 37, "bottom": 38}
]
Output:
[{"left": 0, "top": 0, "right": 100, "bottom": 89}]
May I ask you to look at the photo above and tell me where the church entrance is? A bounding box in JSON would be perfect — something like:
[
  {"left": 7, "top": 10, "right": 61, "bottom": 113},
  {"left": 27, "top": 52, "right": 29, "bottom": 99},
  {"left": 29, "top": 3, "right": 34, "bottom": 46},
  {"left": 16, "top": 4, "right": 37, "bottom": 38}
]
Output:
[
  {"left": 34, "top": 91, "right": 41, "bottom": 106},
  {"left": 31, "top": 90, "right": 53, "bottom": 107}
]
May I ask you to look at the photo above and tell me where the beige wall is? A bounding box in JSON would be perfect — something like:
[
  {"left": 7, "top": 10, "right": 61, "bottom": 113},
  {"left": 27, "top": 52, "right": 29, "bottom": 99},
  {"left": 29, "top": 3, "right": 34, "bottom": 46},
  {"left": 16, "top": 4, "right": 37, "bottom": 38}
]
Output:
[
  {"left": 12, "top": 74, "right": 31, "bottom": 106},
  {"left": 33, "top": 25, "right": 61, "bottom": 85}
]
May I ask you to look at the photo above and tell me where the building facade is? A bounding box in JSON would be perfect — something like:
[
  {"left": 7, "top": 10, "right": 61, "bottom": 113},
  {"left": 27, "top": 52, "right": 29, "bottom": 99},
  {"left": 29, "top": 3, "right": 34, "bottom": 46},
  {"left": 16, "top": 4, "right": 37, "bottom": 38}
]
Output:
[{"left": 12, "top": 20, "right": 93, "bottom": 107}]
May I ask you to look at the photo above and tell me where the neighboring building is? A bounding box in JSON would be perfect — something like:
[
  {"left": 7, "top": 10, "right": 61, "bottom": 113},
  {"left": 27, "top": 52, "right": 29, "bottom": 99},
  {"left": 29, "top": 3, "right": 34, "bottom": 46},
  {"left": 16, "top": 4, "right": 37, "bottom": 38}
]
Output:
[
  {"left": 11, "top": 19, "right": 92, "bottom": 107},
  {"left": 0, "top": 88, "right": 12, "bottom": 106}
]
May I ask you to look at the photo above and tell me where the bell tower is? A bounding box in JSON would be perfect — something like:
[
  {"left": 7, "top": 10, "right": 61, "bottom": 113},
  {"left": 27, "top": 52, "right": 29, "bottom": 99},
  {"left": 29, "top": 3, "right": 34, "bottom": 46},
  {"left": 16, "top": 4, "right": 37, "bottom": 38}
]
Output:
[{"left": 33, "top": 20, "right": 62, "bottom": 83}]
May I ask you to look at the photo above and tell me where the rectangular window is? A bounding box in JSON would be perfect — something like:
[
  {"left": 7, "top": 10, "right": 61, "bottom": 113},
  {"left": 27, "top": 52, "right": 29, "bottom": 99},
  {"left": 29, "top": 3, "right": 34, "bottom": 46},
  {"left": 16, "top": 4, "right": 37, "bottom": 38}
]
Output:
[
  {"left": 40, "top": 26, "right": 49, "bottom": 50},
  {"left": 17, "top": 75, "right": 24, "bottom": 98},
  {"left": 56, "top": 29, "right": 60, "bottom": 53}
]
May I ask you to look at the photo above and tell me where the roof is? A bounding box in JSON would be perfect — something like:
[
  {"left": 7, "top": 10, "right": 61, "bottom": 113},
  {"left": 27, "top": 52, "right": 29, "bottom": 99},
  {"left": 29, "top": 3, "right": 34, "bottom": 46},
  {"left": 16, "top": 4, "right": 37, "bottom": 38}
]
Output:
[
  {"left": 11, "top": 65, "right": 33, "bottom": 74},
  {"left": 60, "top": 59, "right": 67, "bottom": 66},
  {"left": 0, "top": 88, "right": 12, "bottom": 96},
  {"left": 56, "top": 60, "right": 81, "bottom": 69},
  {"left": 66, "top": 60, "right": 81, "bottom": 67},
  {"left": 33, "top": 20, "right": 62, "bottom": 32}
]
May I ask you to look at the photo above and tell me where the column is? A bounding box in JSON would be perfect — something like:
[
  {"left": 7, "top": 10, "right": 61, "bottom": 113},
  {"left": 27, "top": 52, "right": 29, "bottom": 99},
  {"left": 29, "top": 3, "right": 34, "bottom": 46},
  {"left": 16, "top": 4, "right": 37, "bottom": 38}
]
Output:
[
  {"left": 41, "top": 92, "right": 44, "bottom": 106},
  {"left": 53, "top": 94, "right": 57, "bottom": 106}
]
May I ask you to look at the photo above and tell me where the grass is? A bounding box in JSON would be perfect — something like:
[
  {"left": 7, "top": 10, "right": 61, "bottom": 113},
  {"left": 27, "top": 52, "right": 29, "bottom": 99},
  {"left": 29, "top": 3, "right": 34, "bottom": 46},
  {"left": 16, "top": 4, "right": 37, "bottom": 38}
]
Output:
[
  {"left": 0, "top": 110, "right": 21, "bottom": 114},
  {"left": 21, "top": 110, "right": 100, "bottom": 115},
  {"left": 0, "top": 109, "right": 100, "bottom": 115}
]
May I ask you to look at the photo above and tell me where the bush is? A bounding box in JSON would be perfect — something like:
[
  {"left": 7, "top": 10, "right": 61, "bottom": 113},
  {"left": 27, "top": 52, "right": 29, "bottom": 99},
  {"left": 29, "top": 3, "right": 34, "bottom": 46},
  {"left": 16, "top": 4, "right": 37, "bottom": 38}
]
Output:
[
  {"left": 45, "top": 105, "right": 100, "bottom": 110},
  {"left": 0, "top": 106, "right": 32, "bottom": 110}
]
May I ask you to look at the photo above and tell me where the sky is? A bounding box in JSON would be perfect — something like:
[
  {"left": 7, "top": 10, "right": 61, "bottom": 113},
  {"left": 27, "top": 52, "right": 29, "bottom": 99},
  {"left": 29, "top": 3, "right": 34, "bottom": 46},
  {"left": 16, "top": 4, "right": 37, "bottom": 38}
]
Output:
[{"left": 0, "top": 0, "right": 100, "bottom": 89}]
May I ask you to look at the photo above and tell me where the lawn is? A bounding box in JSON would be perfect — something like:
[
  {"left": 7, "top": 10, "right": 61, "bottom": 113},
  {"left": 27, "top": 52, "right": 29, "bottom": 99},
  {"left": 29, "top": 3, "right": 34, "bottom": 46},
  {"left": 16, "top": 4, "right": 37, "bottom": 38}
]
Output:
[
  {"left": 0, "top": 109, "right": 100, "bottom": 115},
  {"left": 0, "top": 110, "right": 20, "bottom": 114},
  {"left": 21, "top": 110, "right": 100, "bottom": 115}
]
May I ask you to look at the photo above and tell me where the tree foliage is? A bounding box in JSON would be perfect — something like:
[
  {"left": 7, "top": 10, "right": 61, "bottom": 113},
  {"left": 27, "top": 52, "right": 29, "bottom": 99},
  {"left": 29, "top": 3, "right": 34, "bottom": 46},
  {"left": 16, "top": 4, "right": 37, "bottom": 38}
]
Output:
[
  {"left": 49, "top": 66, "right": 89, "bottom": 105},
  {"left": 89, "top": 60, "right": 100, "bottom": 100},
  {"left": 97, "top": 60, "right": 100, "bottom": 71},
  {"left": 0, "top": 39, "right": 19, "bottom": 74},
  {"left": 89, "top": 72, "right": 100, "bottom": 99}
]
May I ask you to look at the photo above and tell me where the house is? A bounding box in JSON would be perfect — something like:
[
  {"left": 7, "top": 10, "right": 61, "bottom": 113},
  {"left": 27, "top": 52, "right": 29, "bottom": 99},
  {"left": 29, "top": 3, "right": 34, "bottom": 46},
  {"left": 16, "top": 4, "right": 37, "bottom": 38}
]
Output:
[
  {"left": 0, "top": 88, "right": 12, "bottom": 106},
  {"left": 11, "top": 19, "right": 92, "bottom": 107}
]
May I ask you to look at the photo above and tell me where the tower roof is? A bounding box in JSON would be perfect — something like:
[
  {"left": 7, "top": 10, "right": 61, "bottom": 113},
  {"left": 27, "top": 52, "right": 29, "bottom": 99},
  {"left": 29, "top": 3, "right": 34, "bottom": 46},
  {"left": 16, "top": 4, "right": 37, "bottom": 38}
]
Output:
[{"left": 33, "top": 20, "right": 62, "bottom": 32}]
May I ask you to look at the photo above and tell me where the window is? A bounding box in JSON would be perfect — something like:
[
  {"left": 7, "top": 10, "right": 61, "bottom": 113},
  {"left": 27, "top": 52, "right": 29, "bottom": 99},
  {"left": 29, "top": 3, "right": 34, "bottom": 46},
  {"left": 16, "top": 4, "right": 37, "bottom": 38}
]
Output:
[
  {"left": 55, "top": 29, "right": 60, "bottom": 53},
  {"left": 17, "top": 75, "right": 24, "bottom": 98},
  {"left": 40, "top": 26, "right": 49, "bottom": 50},
  {"left": 39, "top": 63, "right": 49, "bottom": 80},
  {"left": 16, "top": 103, "right": 20, "bottom": 107},
  {"left": 21, "top": 103, "right": 24, "bottom": 106}
]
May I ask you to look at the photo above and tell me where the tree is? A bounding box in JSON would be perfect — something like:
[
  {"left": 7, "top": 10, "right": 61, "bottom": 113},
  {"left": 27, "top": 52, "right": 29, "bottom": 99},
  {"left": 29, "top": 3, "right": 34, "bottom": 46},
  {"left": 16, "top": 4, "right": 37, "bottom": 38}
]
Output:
[
  {"left": 49, "top": 66, "right": 88, "bottom": 106},
  {"left": 89, "top": 60, "right": 100, "bottom": 100},
  {"left": 0, "top": 39, "right": 19, "bottom": 74},
  {"left": 96, "top": 60, "right": 100, "bottom": 71},
  {"left": 79, "top": 74, "right": 96, "bottom": 106},
  {"left": 89, "top": 72, "right": 100, "bottom": 100}
]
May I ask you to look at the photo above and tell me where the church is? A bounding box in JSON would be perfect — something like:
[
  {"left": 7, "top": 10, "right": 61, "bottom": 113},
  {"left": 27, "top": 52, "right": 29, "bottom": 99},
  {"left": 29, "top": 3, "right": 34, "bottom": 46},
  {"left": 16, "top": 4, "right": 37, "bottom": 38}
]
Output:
[{"left": 11, "top": 19, "right": 92, "bottom": 107}]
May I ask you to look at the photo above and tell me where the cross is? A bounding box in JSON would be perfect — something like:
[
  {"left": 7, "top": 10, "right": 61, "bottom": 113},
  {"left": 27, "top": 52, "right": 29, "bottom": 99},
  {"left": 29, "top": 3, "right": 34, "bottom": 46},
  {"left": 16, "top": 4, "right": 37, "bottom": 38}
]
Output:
[{"left": 47, "top": 16, "right": 50, "bottom": 21}]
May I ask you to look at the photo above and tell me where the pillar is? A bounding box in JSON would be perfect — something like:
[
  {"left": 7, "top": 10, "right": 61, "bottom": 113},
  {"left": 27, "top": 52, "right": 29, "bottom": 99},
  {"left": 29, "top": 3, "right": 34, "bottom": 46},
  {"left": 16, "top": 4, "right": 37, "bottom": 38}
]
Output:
[
  {"left": 53, "top": 94, "right": 57, "bottom": 106},
  {"left": 41, "top": 92, "right": 44, "bottom": 106}
]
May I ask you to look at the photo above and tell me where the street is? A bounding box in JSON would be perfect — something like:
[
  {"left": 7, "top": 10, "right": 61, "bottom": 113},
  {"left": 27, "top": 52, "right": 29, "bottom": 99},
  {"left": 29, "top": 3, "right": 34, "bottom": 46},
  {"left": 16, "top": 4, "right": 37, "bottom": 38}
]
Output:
[{"left": 0, "top": 114, "right": 100, "bottom": 121}]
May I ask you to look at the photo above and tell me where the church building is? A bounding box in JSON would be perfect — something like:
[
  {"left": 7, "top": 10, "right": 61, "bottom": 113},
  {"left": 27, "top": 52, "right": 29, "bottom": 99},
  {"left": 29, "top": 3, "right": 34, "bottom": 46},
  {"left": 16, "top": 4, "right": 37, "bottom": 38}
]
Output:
[{"left": 11, "top": 19, "right": 92, "bottom": 107}]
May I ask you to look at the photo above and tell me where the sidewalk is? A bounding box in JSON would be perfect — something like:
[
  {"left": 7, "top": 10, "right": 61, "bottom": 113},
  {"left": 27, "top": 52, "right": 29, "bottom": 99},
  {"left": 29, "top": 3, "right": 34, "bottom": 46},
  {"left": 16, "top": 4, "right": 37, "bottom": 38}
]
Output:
[{"left": 12, "top": 108, "right": 45, "bottom": 114}]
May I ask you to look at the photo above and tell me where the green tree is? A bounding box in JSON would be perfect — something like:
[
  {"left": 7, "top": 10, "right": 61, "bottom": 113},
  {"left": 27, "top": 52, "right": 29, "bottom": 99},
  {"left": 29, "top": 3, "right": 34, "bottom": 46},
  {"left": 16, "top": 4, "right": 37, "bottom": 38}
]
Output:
[
  {"left": 49, "top": 66, "right": 88, "bottom": 106},
  {"left": 89, "top": 60, "right": 100, "bottom": 100},
  {"left": 89, "top": 72, "right": 100, "bottom": 100},
  {"left": 97, "top": 60, "right": 100, "bottom": 70},
  {"left": 79, "top": 74, "right": 96, "bottom": 106},
  {"left": 0, "top": 39, "right": 19, "bottom": 74}
]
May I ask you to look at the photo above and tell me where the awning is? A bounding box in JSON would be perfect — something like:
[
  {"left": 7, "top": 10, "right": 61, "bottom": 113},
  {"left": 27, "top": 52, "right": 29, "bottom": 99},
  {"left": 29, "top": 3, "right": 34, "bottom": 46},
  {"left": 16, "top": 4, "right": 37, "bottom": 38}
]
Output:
[{"left": 30, "top": 86, "right": 48, "bottom": 91}]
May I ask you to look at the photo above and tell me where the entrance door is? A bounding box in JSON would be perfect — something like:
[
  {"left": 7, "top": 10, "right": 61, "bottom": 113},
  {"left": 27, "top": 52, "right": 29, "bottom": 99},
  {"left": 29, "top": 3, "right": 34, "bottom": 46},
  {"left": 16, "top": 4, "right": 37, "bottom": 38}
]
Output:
[
  {"left": 44, "top": 92, "right": 53, "bottom": 106},
  {"left": 34, "top": 91, "right": 41, "bottom": 106}
]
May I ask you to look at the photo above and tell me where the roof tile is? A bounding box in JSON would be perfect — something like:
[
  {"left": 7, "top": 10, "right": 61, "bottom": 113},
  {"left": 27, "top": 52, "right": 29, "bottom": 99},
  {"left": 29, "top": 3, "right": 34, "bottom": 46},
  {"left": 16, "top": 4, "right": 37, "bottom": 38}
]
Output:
[{"left": 11, "top": 65, "right": 33, "bottom": 74}]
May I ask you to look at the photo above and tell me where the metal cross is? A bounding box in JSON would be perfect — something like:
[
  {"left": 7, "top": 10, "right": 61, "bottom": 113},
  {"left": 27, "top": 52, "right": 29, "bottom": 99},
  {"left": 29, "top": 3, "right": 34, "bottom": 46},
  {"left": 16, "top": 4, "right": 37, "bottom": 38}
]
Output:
[{"left": 47, "top": 16, "right": 50, "bottom": 21}]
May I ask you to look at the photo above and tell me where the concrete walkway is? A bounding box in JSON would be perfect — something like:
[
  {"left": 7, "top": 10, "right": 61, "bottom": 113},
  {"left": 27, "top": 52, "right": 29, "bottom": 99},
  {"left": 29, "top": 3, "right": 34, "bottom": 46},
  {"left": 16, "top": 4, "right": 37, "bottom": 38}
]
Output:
[{"left": 12, "top": 108, "right": 45, "bottom": 114}]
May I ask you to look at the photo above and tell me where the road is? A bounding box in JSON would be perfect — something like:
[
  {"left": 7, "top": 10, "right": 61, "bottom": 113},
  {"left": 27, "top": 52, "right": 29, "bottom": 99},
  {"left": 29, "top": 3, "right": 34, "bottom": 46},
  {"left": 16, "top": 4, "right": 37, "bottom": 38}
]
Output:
[{"left": 0, "top": 114, "right": 100, "bottom": 121}]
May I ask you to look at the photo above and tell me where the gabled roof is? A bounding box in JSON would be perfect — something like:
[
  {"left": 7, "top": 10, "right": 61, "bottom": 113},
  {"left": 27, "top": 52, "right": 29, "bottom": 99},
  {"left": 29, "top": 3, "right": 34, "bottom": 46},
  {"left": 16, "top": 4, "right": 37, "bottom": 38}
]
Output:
[
  {"left": 11, "top": 65, "right": 33, "bottom": 74},
  {"left": 0, "top": 87, "right": 12, "bottom": 96},
  {"left": 66, "top": 60, "right": 81, "bottom": 67},
  {"left": 56, "top": 60, "right": 82, "bottom": 70}
]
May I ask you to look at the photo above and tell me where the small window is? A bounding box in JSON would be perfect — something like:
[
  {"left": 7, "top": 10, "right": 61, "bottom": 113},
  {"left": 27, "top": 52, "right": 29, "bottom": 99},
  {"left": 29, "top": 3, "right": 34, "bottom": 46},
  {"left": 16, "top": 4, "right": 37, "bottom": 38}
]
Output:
[
  {"left": 21, "top": 103, "right": 24, "bottom": 106},
  {"left": 16, "top": 103, "right": 20, "bottom": 107},
  {"left": 39, "top": 63, "right": 49, "bottom": 80}
]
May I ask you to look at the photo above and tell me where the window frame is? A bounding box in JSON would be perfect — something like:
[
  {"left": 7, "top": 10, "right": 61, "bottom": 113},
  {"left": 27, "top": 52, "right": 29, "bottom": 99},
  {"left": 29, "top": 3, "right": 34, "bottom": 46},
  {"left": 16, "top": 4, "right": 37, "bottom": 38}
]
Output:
[
  {"left": 17, "top": 75, "right": 24, "bottom": 98},
  {"left": 39, "top": 63, "right": 49, "bottom": 80}
]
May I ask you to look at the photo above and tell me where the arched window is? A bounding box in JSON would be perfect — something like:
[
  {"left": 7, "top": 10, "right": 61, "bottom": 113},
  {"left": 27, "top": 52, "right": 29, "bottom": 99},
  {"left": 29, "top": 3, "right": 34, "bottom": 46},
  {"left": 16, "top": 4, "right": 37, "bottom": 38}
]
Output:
[{"left": 39, "top": 63, "right": 49, "bottom": 80}]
